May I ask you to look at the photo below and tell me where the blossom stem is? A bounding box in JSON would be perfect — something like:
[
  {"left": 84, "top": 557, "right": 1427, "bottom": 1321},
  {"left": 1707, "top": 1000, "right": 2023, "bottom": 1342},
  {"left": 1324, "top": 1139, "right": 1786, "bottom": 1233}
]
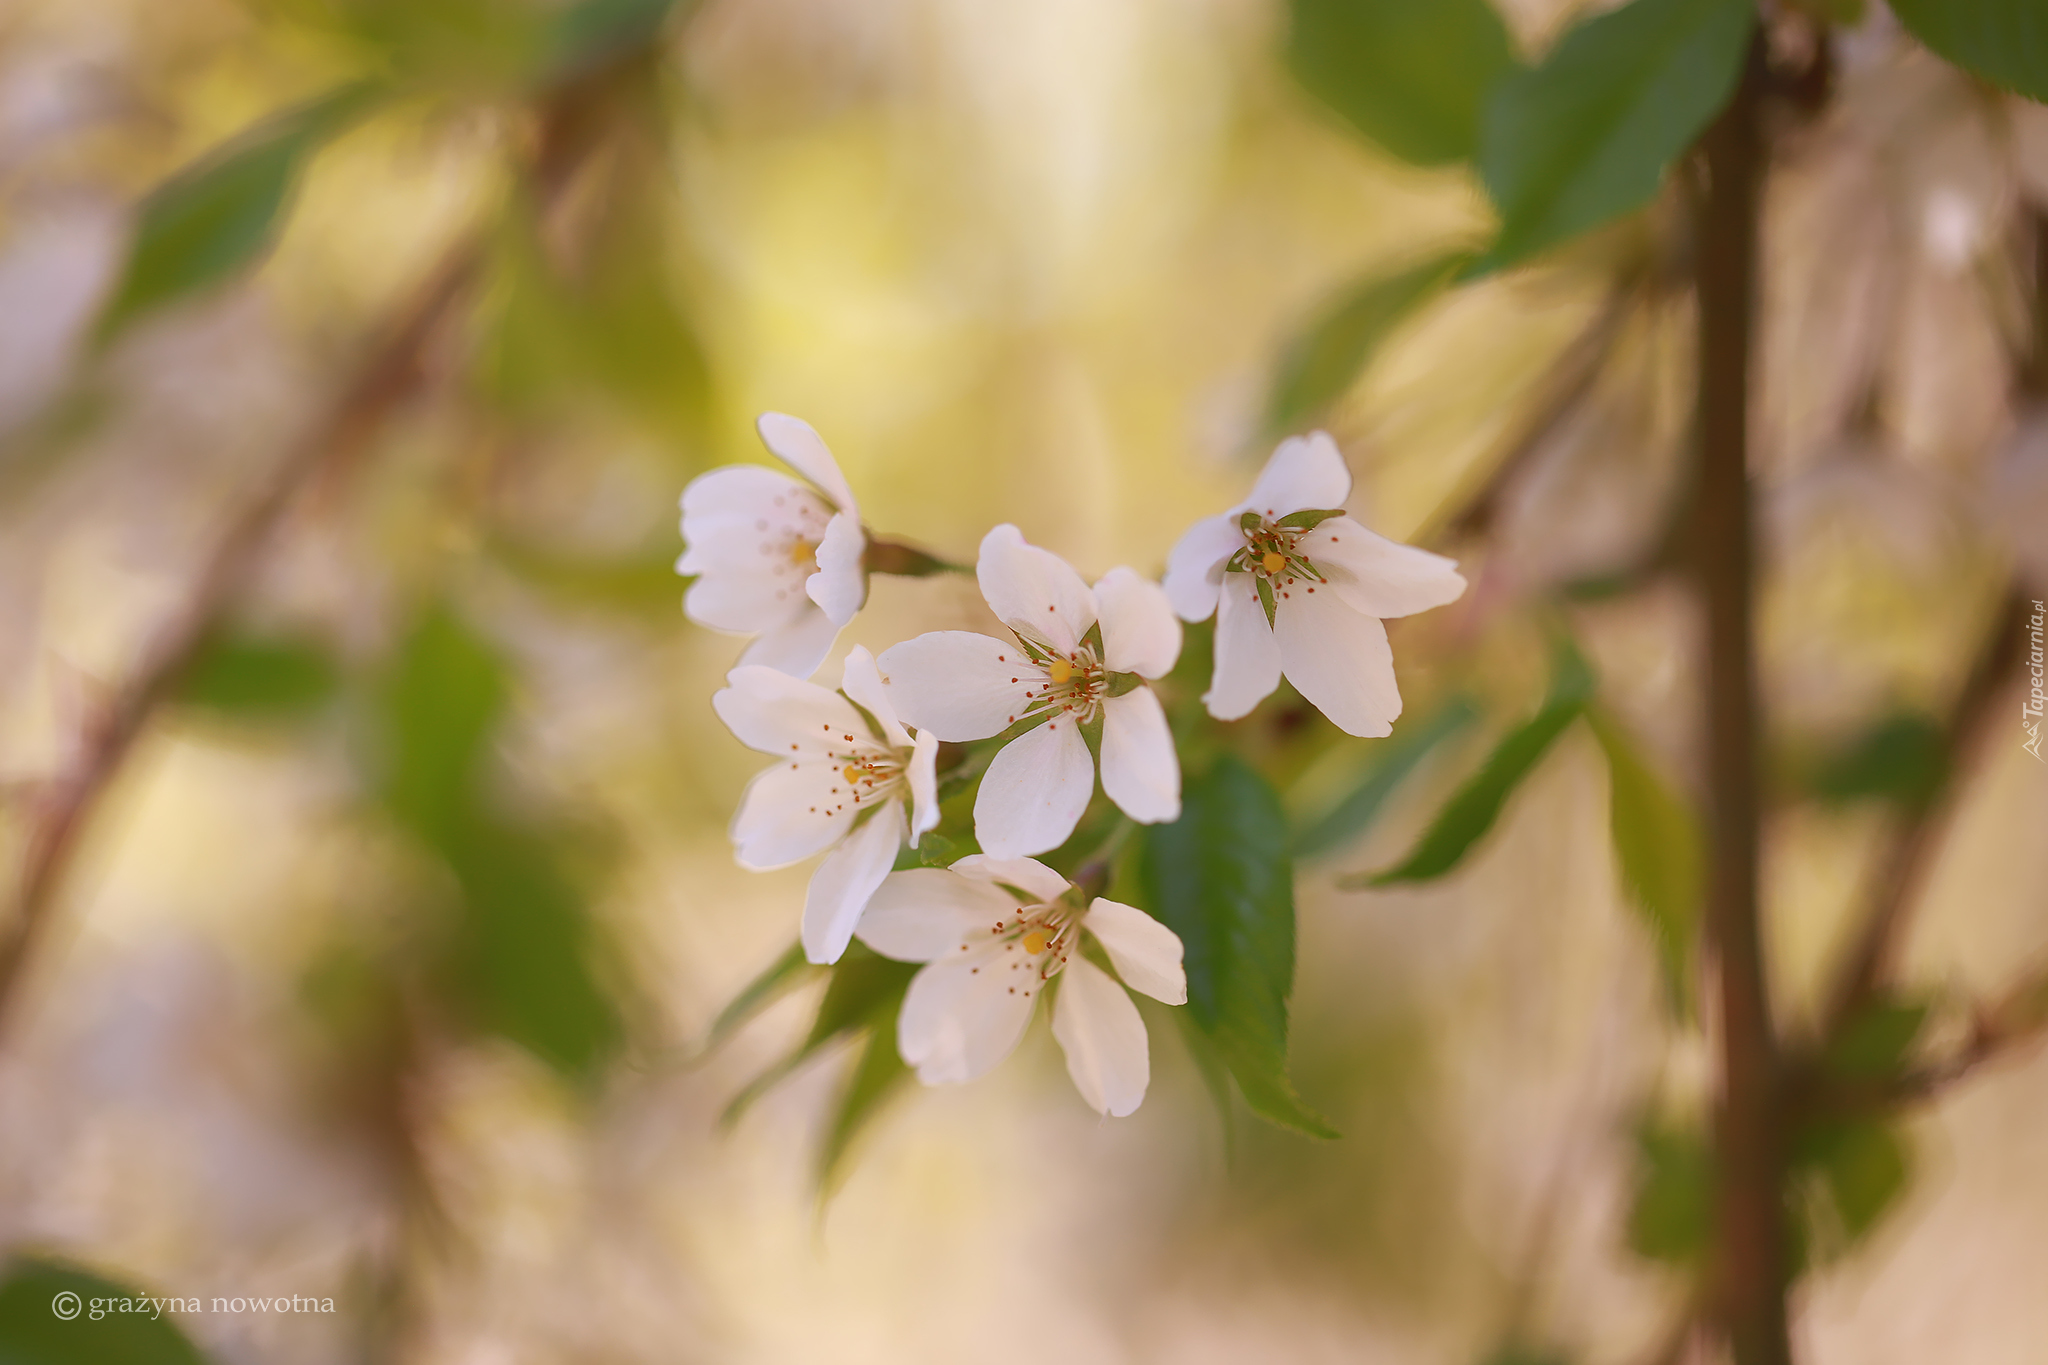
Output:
[{"left": 863, "top": 537, "right": 972, "bottom": 577}]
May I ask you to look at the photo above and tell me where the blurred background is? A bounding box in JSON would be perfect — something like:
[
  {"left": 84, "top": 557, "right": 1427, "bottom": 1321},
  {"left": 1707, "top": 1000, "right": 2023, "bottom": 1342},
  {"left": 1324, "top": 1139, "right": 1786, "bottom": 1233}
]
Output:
[{"left": 1, "top": 0, "right": 2046, "bottom": 1361}]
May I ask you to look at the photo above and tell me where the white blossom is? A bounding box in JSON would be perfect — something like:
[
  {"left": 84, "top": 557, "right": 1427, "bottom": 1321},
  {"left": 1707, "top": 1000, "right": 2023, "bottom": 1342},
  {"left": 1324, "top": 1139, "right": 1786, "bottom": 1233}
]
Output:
[
  {"left": 713, "top": 646, "right": 940, "bottom": 964},
  {"left": 877, "top": 525, "right": 1182, "bottom": 859},
  {"left": 857, "top": 856, "right": 1186, "bottom": 1117},
  {"left": 1163, "top": 431, "right": 1466, "bottom": 737},
  {"left": 678, "top": 412, "right": 867, "bottom": 679}
]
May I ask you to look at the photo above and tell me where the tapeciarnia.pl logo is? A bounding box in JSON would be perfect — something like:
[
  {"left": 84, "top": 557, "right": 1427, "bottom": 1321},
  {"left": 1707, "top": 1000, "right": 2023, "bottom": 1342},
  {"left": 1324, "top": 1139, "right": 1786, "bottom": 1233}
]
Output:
[{"left": 2025, "top": 599, "right": 2045, "bottom": 762}]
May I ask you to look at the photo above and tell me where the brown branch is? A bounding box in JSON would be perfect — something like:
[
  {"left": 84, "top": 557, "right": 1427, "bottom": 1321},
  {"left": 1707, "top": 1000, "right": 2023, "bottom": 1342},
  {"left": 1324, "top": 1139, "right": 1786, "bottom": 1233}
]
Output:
[
  {"left": 0, "top": 82, "right": 623, "bottom": 1044},
  {"left": 1693, "top": 35, "right": 1791, "bottom": 1365}
]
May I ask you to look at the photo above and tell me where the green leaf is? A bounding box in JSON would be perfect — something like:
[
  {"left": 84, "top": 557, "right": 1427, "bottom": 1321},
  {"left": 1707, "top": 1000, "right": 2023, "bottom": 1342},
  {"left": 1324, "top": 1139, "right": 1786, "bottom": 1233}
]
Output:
[
  {"left": 1353, "top": 645, "right": 1594, "bottom": 887},
  {"left": 0, "top": 1257, "right": 213, "bottom": 1365},
  {"left": 1286, "top": 0, "right": 1520, "bottom": 166},
  {"left": 175, "top": 631, "right": 339, "bottom": 720},
  {"left": 1793, "top": 1120, "right": 1913, "bottom": 1252},
  {"left": 1821, "top": 996, "right": 1929, "bottom": 1083},
  {"left": 442, "top": 819, "right": 623, "bottom": 1080},
  {"left": 95, "top": 82, "right": 380, "bottom": 341},
  {"left": 376, "top": 605, "right": 509, "bottom": 844},
  {"left": 700, "top": 942, "right": 819, "bottom": 1055},
  {"left": 1587, "top": 708, "right": 1701, "bottom": 1016},
  {"left": 546, "top": 0, "right": 683, "bottom": 81},
  {"left": 1891, "top": 0, "right": 2048, "bottom": 103},
  {"left": 722, "top": 943, "right": 916, "bottom": 1126},
  {"left": 1264, "top": 250, "right": 1472, "bottom": 436},
  {"left": 816, "top": 1024, "right": 913, "bottom": 1200},
  {"left": 1175, "top": 1009, "right": 1238, "bottom": 1158},
  {"left": 1626, "top": 1119, "right": 1714, "bottom": 1264},
  {"left": 1293, "top": 696, "right": 1478, "bottom": 860},
  {"left": 1473, "top": 0, "right": 1754, "bottom": 273},
  {"left": 1138, "top": 754, "right": 1337, "bottom": 1138},
  {"left": 1805, "top": 713, "right": 1946, "bottom": 810}
]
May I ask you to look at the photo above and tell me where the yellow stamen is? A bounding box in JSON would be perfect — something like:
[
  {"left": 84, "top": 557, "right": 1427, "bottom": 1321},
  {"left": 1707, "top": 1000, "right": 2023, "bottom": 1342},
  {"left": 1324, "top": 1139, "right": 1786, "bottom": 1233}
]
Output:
[
  {"left": 842, "top": 764, "right": 863, "bottom": 783},
  {"left": 1261, "top": 551, "right": 1286, "bottom": 574},
  {"left": 1047, "top": 659, "right": 1073, "bottom": 685},
  {"left": 1021, "top": 929, "right": 1050, "bottom": 955},
  {"left": 790, "top": 539, "right": 819, "bottom": 566}
]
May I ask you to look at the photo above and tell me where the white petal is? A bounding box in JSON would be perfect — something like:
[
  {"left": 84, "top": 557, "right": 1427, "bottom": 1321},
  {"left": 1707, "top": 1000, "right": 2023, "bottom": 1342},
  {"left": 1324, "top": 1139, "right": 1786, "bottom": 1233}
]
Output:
[
  {"left": 976, "top": 523, "right": 1097, "bottom": 655},
  {"left": 973, "top": 719, "right": 1095, "bottom": 859},
  {"left": 806, "top": 511, "right": 867, "bottom": 626},
  {"left": 906, "top": 728, "right": 941, "bottom": 843},
  {"left": 877, "top": 631, "right": 1033, "bottom": 740},
  {"left": 1098, "top": 687, "right": 1180, "bottom": 824},
  {"left": 678, "top": 463, "right": 808, "bottom": 523},
  {"left": 898, "top": 949, "right": 1038, "bottom": 1085},
  {"left": 1094, "top": 567, "right": 1182, "bottom": 678},
  {"left": 1272, "top": 589, "right": 1402, "bottom": 738},
  {"left": 1302, "top": 517, "right": 1466, "bottom": 619},
  {"left": 713, "top": 666, "right": 865, "bottom": 756},
  {"left": 677, "top": 466, "right": 832, "bottom": 577},
  {"left": 1051, "top": 958, "right": 1150, "bottom": 1117},
  {"left": 1163, "top": 512, "right": 1242, "bottom": 622},
  {"left": 683, "top": 568, "right": 811, "bottom": 636},
  {"left": 737, "top": 606, "right": 840, "bottom": 679},
  {"left": 858, "top": 868, "right": 1017, "bottom": 962},
  {"left": 728, "top": 760, "right": 850, "bottom": 869},
  {"left": 1083, "top": 898, "right": 1186, "bottom": 1005},
  {"left": 950, "top": 854, "right": 1071, "bottom": 903},
  {"left": 757, "top": 411, "right": 859, "bottom": 515},
  {"left": 802, "top": 801, "right": 905, "bottom": 964},
  {"left": 1203, "top": 573, "right": 1283, "bottom": 721},
  {"left": 1244, "top": 431, "right": 1352, "bottom": 518},
  {"left": 838, "top": 645, "right": 909, "bottom": 748}
]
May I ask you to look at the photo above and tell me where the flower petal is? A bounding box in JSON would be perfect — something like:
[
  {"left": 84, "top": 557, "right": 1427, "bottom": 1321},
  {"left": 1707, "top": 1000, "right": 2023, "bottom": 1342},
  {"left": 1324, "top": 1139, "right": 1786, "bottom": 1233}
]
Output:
[
  {"left": 1094, "top": 567, "right": 1182, "bottom": 678},
  {"left": 1301, "top": 517, "right": 1466, "bottom": 619},
  {"left": 1050, "top": 958, "right": 1150, "bottom": 1117},
  {"left": 737, "top": 606, "right": 840, "bottom": 679},
  {"left": 677, "top": 466, "right": 832, "bottom": 577},
  {"left": 713, "top": 665, "right": 866, "bottom": 756},
  {"left": 877, "top": 631, "right": 1032, "bottom": 740},
  {"left": 756, "top": 411, "right": 858, "bottom": 515},
  {"left": 976, "top": 523, "right": 1097, "bottom": 656},
  {"left": 858, "top": 868, "right": 1017, "bottom": 961},
  {"left": 1272, "top": 588, "right": 1401, "bottom": 738},
  {"left": 1084, "top": 898, "right": 1186, "bottom": 1005},
  {"left": 806, "top": 510, "right": 867, "bottom": 626},
  {"left": 950, "top": 854, "right": 1070, "bottom": 903},
  {"left": 973, "top": 719, "right": 1095, "bottom": 859},
  {"left": 678, "top": 463, "right": 810, "bottom": 523},
  {"left": 800, "top": 801, "right": 904, "bottom": 964},
  {"left": 898, "top": 949, "right": 1037, "bottom": 1085},
  {"left": 1203, "top": 572, "right": 1283, "bottom": 721},
  {"left": 1244, "top": 431, "right": 1352, "bottom": 518},
  {"left": 838, "top": 645, "right": 909, "bottom": 748},
  {"left": 1163, "top": 512, "right": 1242, "bottom": 622},
  {"left": 728, "top": 760, "right": 849, "bottom": 869},
  {"left": 906, "top": 728, "right": 941, "bottom": 844},
  {"left": 683, "top": 566, "right": 812, "bottom": 636},
  {"left": 1099, "top": 687, "right": 1180, "bottom": 824}
]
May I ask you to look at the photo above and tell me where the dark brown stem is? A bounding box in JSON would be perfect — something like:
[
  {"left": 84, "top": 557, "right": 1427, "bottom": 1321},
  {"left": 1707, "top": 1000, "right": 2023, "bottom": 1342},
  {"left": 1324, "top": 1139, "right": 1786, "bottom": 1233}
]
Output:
[
  {"left": 863, "top": 535, "right": 971, "bottom": 577},
  {"left": 1694, "top": 35, "right": 1790, "bottom": 1365},
  {"left": 0, "top": 86, "right": 618, "bottom": 1045}
]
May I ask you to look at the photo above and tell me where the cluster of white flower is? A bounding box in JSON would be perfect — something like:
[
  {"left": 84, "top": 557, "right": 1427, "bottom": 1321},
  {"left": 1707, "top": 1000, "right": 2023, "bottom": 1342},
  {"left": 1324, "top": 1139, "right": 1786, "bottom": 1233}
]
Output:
[{"left": 680, "top": 414, "right": 1465, "bottom": 1115}]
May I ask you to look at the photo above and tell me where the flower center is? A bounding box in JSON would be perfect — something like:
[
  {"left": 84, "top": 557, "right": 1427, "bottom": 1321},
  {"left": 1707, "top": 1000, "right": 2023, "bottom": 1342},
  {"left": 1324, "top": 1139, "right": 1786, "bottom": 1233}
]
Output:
[
  {"left": 1231, "top": 516, "right": 1329, "bottom": 598},
  {"left": 809, "top": 725, "right": 909, "bottom": 822},
  {"left": 1018, "top": 642, "right": 1104, "bottom": 727},
  {"left": 985, "top": 900, "right": 1084, "bottom": 983},
  {"left": 789, "top": 538, "right": 819, "bottom": 567}
]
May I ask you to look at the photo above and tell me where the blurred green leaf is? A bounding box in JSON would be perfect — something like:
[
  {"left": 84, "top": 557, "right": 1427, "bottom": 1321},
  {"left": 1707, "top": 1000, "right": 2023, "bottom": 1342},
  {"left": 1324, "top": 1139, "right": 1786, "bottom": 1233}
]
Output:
[
  {"left": 1626, "top": 1119, "right": 1714, "bottom": 1264},
  {"left": 0, "top": 1257, "right": 212, "bottom": 1365},
  {"left": 442, "top": 819, "right": 624, "bottom": 1079},
  {"left": 1176, "top": 1009, "right": 1239, "bottom": 1158},
  {"left": 1805, "top": 713, "right": 1946, "bottom": 810},
  {"left": 1479, "top": 1347, "right": 1574, "bottom": 1365},
  {"left": 1587, "top": 708, "right": 1701, "bottom": 1016},
  {"left": 546, "top": 0, "right": 683, "bottom": 81},
  {"left": 1263, "top": 250, "right": 1471, "bottom": 437},
  {"left": 1472, "top": 0, "right": 1753, "bottom": 274},
  {"left": 1354, "top": 644, "right": 1594, "bottom": 887},
  {"left": 1293, "top": 696, "right": 1478, "bottom": 860},
  {"left": 1139, "top": 754, "right": 1337, "bottom": 1138},
  {"left": 1891, "top": 0, "right": 2048, "bottom": 103},
  {"left": 95, "top": 82, "right": 380, "bottom": 342},
  {"left": 175, "top": 632, "right": 339, "bottom": 721},
  {"left": 1793, "top": 1119, "right": 1912, "bottom": 1254},
  {"left": 376, "top": 605, "right": 509, "bottom": 844},
  {"left": 1285, "top": 0, "right": 1519, "bottom": 166},
  {"left": 1821, "top": 995, "right": 1930, "bottom": 1083},
  {"left": 722, "top": 943, "right": 916, "bottom": 1126},
  {"left": 817, "top": 1024, "right": 913, "bottom": 1200},
  {"left": 701, "top": 941, "right": 818, "bottom": 1055}
]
